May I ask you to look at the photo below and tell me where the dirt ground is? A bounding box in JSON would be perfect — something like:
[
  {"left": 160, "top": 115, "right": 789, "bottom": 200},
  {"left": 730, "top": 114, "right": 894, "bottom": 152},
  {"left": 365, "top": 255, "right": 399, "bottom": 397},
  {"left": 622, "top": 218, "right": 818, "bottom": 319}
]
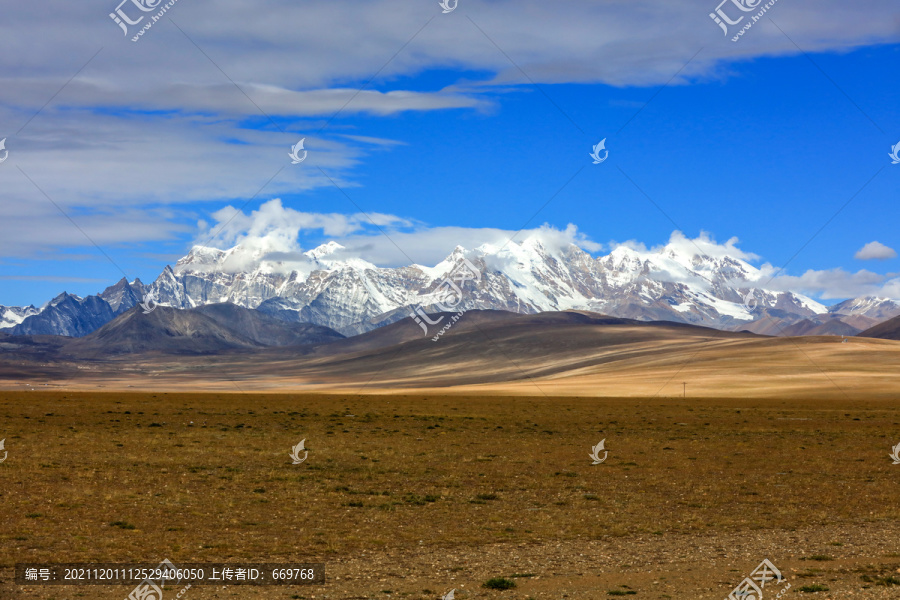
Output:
[{"left": 1, "top": 392, "right": 899, "bottom": 599}]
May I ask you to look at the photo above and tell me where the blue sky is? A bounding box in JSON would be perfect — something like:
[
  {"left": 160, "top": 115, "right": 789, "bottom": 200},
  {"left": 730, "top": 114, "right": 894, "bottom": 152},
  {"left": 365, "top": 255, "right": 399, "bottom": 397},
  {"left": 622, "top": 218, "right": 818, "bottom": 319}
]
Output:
[{"left": 0, "top": 0, "right": 898, "bottom": 307}]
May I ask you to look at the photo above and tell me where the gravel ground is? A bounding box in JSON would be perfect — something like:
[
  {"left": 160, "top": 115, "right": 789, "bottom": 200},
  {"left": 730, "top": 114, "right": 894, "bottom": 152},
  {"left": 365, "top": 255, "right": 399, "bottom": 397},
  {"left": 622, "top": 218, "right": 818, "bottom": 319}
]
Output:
[{"left": 6, "top": 521, "right": 900, "bottom": 599}]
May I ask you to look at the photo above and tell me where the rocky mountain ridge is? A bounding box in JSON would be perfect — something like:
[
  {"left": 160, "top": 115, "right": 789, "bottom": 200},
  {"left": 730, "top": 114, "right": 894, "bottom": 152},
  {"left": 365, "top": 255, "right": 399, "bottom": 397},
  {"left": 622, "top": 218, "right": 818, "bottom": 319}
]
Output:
[{"left": 4, "top": 234, "right": 899, "bottom": 338}]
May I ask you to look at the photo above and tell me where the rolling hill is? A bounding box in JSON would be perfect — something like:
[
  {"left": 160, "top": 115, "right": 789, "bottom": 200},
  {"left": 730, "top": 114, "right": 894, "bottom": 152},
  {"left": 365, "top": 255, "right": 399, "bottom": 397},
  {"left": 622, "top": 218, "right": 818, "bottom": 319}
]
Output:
[
  {"left": 2, "top": 308, "right": 899, "bottom": 399},
  {"left": 61, "top": 304, "right": 344, "bottom": 357},
  {"left": 858, "top": 315, "right": 900, "bottom": 340}
]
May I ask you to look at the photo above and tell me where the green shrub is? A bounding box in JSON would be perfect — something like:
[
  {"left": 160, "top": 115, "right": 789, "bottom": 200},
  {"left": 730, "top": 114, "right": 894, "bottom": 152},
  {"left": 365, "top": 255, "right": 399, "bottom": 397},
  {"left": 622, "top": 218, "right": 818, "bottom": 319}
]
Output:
[{"left": 483, "top": 577, "right": 516, "bottom": 590}]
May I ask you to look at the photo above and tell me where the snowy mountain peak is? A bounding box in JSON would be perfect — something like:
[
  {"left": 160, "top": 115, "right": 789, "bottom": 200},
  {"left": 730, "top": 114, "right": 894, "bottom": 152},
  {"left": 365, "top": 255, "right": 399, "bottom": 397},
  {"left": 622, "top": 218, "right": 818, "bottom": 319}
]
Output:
[
  {"left": 48, "top": 292, "right": 80, "bottom": 307},
  {"left": 827, "top": 295, "right": 900, "bottom": 318},
  {"left": 0, "top": 305, "right": 39, "bottom": 329},
  {"left": 138, "top": 233, "right": 842, "bottom": 336},
  {"left": 176, "top": 246, "right": 227, "bottom": 271},
  {"left": 305, "top": 241, "right": 346, "bottom": 259},
  {"left": 6, "top": 231, "right": 896, "bottom": 340}
]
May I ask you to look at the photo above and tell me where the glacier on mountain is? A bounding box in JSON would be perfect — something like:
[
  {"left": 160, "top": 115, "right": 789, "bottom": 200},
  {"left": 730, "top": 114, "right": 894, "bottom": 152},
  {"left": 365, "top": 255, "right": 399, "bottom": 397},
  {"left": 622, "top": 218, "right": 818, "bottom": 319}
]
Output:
[
  {"left": 5, "top": 232, "right": 898, "bottom": 339},
  {"left": 143, "top": 231, "right": 834, "bottom": 336}
]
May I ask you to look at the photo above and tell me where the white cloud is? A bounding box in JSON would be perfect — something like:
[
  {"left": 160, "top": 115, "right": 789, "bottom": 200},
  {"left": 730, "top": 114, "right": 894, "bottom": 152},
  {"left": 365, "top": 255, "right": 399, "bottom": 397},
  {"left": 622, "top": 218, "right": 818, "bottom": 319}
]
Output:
[
  {"left": 0, "top": 1, "right": 896, "bottom": 255},
  {"left": 338, "top": 134, "right": 408, "bottom": 147},
  {"left": 197, "top": 198, "right": 414, "bottom": 252},
  {"left": 0, "top": 276, "right": 109, "bottom": 283},
  {"left": 604, "top": 232, "right": 899, "bottom": 301},
  {"left": 765, "top": 268, "right": 898, "bottom": 300},
  {"left": 192, "top": 199, "right": 602, "bottom": 271},
  {"left": 3, "top": 0, "right": 898, "bottom": 109},
  {"left": 0, "top": 110, "right": 380, "bottom": 255},
  {"left": 0, "top": 198, "right": 190, "bottom": 258},
  {"left": 0, "top": 1, "right": 897, "bottom": 139},
  {"left": 191, "top": 205, "right": 900, "bottom": 302},
  {"left": 854, "top": 241, "right": 897, "bottom": 260},
  {"left": 1, "top": 1, "right": 898, "bottom": 296},
  {"left": 664, "top": 231, "right": 760, "bottom": 262}
]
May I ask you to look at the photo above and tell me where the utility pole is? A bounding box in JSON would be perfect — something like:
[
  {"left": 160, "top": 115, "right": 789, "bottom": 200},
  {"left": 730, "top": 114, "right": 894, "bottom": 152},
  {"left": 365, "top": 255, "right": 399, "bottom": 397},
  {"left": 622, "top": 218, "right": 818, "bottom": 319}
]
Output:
[{"left": 683, "top": 382, "right": 686, "bottom": 398}]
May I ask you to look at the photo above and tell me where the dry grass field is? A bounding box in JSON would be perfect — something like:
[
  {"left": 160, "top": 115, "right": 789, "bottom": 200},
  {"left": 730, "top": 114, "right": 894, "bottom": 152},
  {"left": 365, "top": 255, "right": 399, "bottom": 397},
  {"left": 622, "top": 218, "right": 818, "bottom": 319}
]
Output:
[
  {"left": 2, "top": 391, "right": 900, "bottom": 599},
  {"left": 4, "top": 316, "right": 899, "bottom": 400}
]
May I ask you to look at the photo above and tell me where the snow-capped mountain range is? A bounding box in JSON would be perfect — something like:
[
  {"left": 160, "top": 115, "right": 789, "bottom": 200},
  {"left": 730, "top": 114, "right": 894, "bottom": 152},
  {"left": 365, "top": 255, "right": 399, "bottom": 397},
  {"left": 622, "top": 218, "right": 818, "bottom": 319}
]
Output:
[
  {"left": 0, "top": 305, "right": 40, "bottom": 330},
  {"left": 4, "top": 234, "right": 900, "bottom": 338},
  {"left": 149, "top": 235, "right": 826, "bottom": 335}
]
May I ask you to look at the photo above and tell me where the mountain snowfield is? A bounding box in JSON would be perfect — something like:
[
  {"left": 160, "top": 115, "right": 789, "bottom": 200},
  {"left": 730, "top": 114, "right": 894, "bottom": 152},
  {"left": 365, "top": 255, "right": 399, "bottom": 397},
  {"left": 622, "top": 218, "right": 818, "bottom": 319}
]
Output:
[
  {"left": 145, "top": 232, "right": 831, "bottom": 336},
  {"left": 4, "top": 232, "right": 899, "bottom": 338},
  {"left": 0, "top": 305, "right": 39, "bottom": 329}
]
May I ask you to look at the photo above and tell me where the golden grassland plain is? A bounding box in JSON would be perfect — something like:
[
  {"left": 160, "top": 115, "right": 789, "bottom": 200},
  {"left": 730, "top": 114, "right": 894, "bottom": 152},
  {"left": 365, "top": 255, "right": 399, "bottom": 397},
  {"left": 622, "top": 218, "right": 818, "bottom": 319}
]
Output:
[
  {"left": 4, "top": 333, "right": 899, "bottom": 399},
  {"left": 2, "top": 392, "right": 900, "bottom": 599}
]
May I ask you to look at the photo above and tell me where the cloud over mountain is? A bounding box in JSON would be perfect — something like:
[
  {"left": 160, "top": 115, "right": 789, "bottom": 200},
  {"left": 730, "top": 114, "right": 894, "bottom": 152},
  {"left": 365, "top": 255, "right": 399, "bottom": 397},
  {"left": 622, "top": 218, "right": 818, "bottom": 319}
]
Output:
[
  {"left": 183, "top": 202, "right": 900, "bottom": 302},
  {"left": 192, "top": 199, "right": 602, "bottom": 273}
]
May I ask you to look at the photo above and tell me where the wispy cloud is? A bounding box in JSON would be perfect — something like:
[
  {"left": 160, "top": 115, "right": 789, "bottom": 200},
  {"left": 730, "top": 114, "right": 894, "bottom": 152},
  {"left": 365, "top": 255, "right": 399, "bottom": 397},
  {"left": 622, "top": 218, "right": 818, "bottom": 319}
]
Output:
[
  {"left": 0, "top": 276, "right": 108, "bottom": 283},
  {"left": 765, "top": 268, "right": 899, "bottom": 300}
]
